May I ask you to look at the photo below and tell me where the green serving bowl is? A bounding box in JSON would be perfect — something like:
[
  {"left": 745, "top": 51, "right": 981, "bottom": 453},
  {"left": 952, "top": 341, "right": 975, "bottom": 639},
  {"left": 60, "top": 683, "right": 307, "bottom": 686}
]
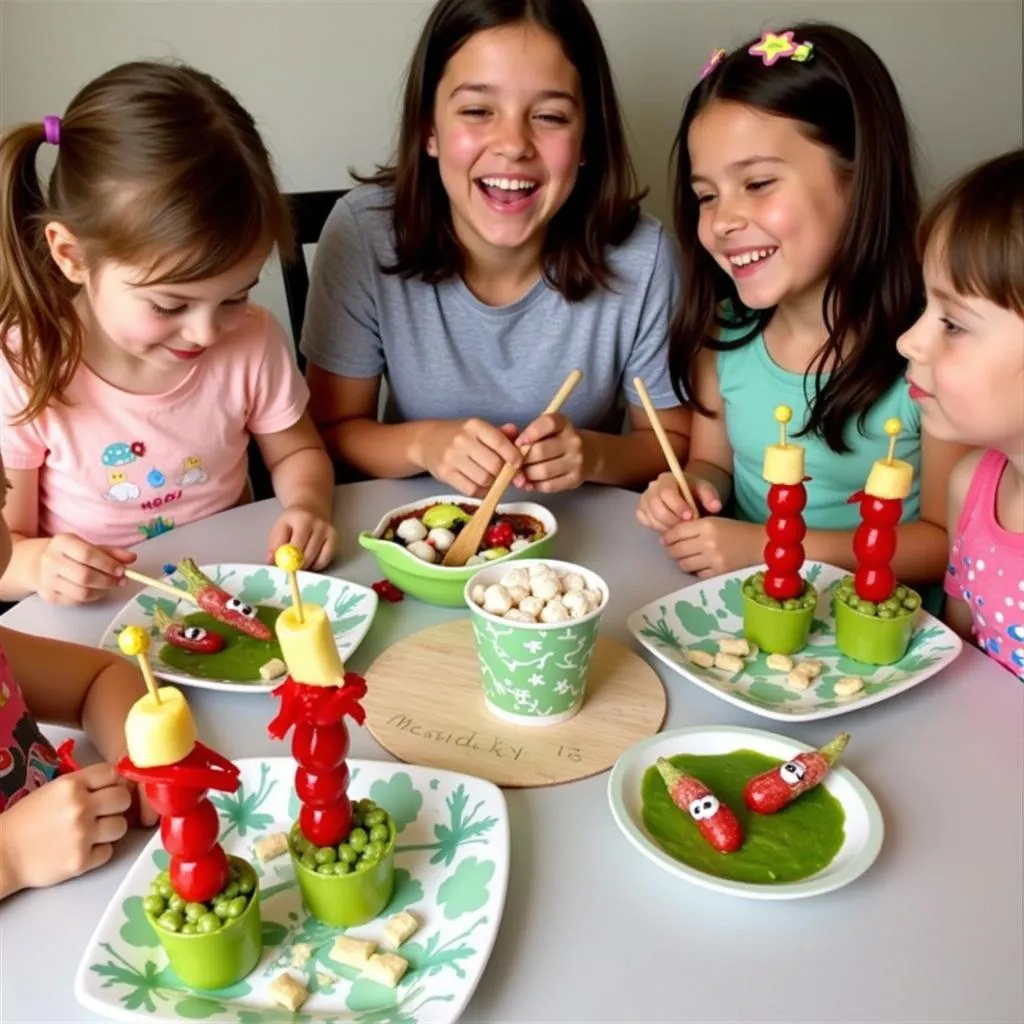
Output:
[
  {"left": 144, "top": 856, "right": 262, "bottom": 991},
  {"left": 358, "top": 494, "right": 557, "bottom": 606},
  {"left": 834, "top": 593, "right": 919, "bottom": 665},
  {"left": 290, "top": 820, "right": 397, "bottom": 927},
  {"left": 742, "top": 585, "right": 818, "bottom": 655}
]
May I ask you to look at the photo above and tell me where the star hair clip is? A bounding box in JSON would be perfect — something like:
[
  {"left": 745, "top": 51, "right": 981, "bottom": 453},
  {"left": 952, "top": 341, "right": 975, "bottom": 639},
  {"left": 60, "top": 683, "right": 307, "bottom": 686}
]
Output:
[
  {"left": 748, "top": 30, "right": 814, "bottom": 67},
  {"left": 700, "top": 48, "right": 726, "bottom": 80}
]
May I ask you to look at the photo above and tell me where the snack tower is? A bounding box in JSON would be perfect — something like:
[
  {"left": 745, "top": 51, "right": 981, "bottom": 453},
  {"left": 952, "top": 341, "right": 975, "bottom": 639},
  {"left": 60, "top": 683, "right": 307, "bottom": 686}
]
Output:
[
  {"left": 116, "top": 627, "right": 262, "bottom": 990},
  {"left": 741, "top": 406, "right": 818, "bottom": 655},
  {"left": 268, "top": 545, "right": 395, "bottom": 926},
  {"left": 834, "top": 419, "right": 922, "bottom": 664}
]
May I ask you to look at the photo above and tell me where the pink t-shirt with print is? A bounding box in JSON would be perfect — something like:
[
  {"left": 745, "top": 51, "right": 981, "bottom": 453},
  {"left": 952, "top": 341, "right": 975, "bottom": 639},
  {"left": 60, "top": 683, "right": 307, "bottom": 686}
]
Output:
[
  {"left": 0, "top": 644, "right": 60, "bottom": 812},
  {"left": 1, "top": 306, "right": 308, "bottom": 548},
  {"left": 944, "top": 449, "right": 1024, "bottom": 680}
]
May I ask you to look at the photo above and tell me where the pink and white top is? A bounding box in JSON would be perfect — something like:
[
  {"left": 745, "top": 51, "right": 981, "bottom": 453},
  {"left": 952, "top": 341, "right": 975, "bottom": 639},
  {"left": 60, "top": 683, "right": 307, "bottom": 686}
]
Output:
[{"left": 944, "top": 449, "right": 1024, "bottom": 680}]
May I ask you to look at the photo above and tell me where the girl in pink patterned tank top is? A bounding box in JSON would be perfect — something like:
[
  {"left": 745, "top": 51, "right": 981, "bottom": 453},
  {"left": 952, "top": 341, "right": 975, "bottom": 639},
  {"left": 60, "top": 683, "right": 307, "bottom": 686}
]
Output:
[{"left": 897, "top": 150, "right": 1024, "bottom": 680}]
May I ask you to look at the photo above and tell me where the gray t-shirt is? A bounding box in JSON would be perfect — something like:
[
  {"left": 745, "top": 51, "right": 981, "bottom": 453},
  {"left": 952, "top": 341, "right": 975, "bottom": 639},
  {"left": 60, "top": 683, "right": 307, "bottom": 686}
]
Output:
[{"left": 300, "top": 185, "right": 680, "bottom": 432}]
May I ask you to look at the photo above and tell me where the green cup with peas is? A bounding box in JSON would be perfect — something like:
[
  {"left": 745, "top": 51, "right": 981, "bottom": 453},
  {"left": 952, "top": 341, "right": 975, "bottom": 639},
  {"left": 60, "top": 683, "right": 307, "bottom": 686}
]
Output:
[
  {"left": 741, "top": 571, "right": 819, "bottom": 655},
  {"left": 142, "top": 856, "right": 262, "bottom": 990},
  {"left": 834, "top": 575, "right": 921, "bottom": 665},
  {"left": 289, "top": 798, "right": 396, "bottom": 927}
]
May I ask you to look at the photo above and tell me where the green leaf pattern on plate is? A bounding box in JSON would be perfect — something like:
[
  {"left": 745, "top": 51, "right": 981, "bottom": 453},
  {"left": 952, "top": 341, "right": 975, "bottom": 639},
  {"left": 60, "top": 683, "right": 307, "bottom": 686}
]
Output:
[
  {"left": 83, "top": 760, "right": 507, "bottom": 1023},
  {"left": 628, "top": 562, "right": 961, "bottom": 719},
  {"left": 100, "top": 564, "right": 377, "bottom": 691}
]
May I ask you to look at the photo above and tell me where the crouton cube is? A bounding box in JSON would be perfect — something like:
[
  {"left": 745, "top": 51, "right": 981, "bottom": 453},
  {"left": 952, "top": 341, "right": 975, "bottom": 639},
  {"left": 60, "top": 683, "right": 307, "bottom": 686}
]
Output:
[
  {"left": 382, "top": 911, "right": 419, "bottom": 948},
  {"left": 253, "top": 832, "right": 288, "bottom": 863},
  {"left": 718, "top": 637, "right": 751, "bottom": 657},
  {"left": 259, "top": 658, "right": 286, "bottom": 681},
  {"left": 794, "top": 659, "right": 823, "bottom": 679},
  {"left": 713, "top": 652, "right": 745, "bottom": 674},
  {"left": 362, "top": 952, "right": 409, "bottom": 989},
  {"left": 290, "top": 943, "right": 313, "bottom": 968},
  {"left": 766, "top": 653, "right": 794, "bottom": 673},
  {"left": 331, "top": 935, "right": 376, "bottom": 970},
  {"left": 835, "top": 676, "right": 864, "bottom": 696},
  {"left": 686, "top": 648, "right": 715, "bottom": 668},
  {"left": 268, "top": 973, "right": 308, "bottom": 1012},
  {"left": 785, "top": 670, "right": 811, "bottom": 691}
]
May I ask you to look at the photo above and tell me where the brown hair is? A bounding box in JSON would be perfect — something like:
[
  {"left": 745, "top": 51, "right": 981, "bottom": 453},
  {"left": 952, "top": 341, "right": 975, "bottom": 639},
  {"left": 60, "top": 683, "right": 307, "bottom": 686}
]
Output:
[
  {"left": 0, "top": 61, "right": 293, "bottom": 423},
  {"left": 670, "top": 23, "right": 922, "bottom": 453},
  {"left": 918, "top": 148, "right": 1024, "bottom": 316},
  {"left": 355, "top": 0, "right": 644, "bottom": 302}
]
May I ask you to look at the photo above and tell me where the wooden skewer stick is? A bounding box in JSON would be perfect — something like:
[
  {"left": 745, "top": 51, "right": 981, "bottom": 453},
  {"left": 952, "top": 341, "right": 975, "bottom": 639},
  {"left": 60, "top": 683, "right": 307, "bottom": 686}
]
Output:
[
  {"left": 442, "top": 369, "right": 584, "bottom": 567},
  {"left": 633, "top": 377, "right": 700, "bottom": 519},
  {"left": 124, "top": 568, "right": 198, "bottom": 606},
  {"left": 118, "top": 627, "right": 161, "bottom": 703},
  {"left": 274, "top": 545, "right": 306, "bottom": 623},
  {"left": 884, "top": 417, "right": 901, "bottom": 464}
]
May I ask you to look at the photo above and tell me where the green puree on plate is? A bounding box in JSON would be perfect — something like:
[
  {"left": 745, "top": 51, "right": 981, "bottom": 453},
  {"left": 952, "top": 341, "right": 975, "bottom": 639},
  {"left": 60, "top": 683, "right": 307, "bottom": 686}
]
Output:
[
  {"left": 159, "top": 606, "right": 283, "bottom": 683},
  {"left": 642, "top": 750, "right": 845, "bottom": 883}
]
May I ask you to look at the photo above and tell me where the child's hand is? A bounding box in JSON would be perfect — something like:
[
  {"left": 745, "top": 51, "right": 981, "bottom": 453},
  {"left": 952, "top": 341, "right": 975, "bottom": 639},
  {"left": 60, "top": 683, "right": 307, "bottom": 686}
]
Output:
[
  {"left": 513, "top": 414, "right": 587, "bottom": 493},
  {"left": 39, "top": 534, "right": 137, "bottom": 605},
  {"left": 637, "top": 472, "right": 722, "bottom": 532},
  {"left": 661, "top": 516, "right": 763, "bottom": 578},
  {"left": 0, "top": 763, "right": 130, "bottom": 895},
  {"left": 268, "top": 507, "right": 337, "bottom": 570},
  {"left": 417, "top": 419, "right": 522, "bottom": 497}
]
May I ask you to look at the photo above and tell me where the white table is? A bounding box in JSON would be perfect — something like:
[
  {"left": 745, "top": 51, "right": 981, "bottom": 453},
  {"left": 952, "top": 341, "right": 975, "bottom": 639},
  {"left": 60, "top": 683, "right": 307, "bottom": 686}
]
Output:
[{"left": 1, "top": 480, "right": 1022, "bottom": 1023}]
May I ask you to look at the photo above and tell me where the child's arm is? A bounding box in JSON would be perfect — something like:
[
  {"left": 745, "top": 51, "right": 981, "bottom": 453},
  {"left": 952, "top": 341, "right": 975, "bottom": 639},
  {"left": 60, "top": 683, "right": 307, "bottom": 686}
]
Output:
[
  {"left": 257, "top": 411, "right": 337, "bottom": 569},
  {"left": 0, "top": 626, "right": 150, "bottom": 898},
  {"left": 0, "top": 468, "right": 136, "bottom": 603},
  {"left": 941, "top": 449, "right": 985, "bottom": 640}
]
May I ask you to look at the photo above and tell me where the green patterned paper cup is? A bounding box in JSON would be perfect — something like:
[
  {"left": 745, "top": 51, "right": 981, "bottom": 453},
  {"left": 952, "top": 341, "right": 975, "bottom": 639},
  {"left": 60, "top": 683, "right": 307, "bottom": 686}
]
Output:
[{"left": 465, "top": 559, "right": 609, "bottom": 726}]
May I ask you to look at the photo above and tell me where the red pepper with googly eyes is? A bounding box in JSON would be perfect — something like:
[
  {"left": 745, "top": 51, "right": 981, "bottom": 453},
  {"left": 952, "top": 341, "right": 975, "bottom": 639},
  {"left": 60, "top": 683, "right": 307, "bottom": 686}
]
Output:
[
  {"left": 743, "top": 733, "right": 850, "bottom": 813},
  {"left": 655, "top": 758, "right": 743, "bottom": 853},
  {"left": 175, "top": 559, "right": 272, "bottom": 640},
  {"left": 153, "top": 607, "right": 225, "bottom": 653}
]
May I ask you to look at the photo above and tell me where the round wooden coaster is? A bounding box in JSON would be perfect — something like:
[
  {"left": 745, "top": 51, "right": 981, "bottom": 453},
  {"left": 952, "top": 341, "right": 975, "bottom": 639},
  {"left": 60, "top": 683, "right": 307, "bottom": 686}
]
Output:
[{"left": 362, "top": 619, "right": 666, "bottom": 788}]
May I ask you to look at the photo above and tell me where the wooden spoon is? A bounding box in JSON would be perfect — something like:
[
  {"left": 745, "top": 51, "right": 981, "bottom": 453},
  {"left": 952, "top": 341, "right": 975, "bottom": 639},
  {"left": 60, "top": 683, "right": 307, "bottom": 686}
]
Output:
[
  {"left": 633, "top": 376, "right": 699, "bottom": 519},
  {"left": 442, "top": 369, "right": 584, "bottom": 567}
]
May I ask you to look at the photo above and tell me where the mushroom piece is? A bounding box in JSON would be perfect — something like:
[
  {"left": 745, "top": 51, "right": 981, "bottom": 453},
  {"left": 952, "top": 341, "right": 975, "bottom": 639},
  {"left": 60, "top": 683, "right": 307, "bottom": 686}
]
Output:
[
  {"left": 427, "top": 527, "right": 455, "bottom": 552},
  {"left": 396, "top": 518, "right": 428, "bottom": 544},
  {"left": 405, "top": 539, "right": 436, "bottom": 563}
]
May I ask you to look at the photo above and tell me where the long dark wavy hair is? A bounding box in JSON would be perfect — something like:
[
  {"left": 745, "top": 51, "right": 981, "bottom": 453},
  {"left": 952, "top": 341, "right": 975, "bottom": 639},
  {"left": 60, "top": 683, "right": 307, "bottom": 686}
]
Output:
[
  {"left": 670, "top": 22, "right": 922, "bottom": 452},
  {"left": 355, "top": 0, "right": 644, "bottom": 301}
]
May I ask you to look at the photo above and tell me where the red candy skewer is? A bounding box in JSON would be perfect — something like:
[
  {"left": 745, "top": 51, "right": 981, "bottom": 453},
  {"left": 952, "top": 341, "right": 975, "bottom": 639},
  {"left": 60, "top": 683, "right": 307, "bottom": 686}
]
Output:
[{"left": 762, "top": 406, "right": 807, "bottom": 601}]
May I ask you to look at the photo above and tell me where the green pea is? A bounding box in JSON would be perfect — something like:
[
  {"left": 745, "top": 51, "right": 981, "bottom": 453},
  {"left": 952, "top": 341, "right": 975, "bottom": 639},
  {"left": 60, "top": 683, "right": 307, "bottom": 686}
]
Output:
[
  {"left": 300, "top": 851, "right": 317, "bottom": 870},
  {"left": 753, "top": 572, "right": 765, "bottom": 584},
  {"left": 782, "top": 598, "right": 799, "bottom": 610},
  {"left": 213, "top": 900, "right": 231, "bottom": 919},
  {"left": 198, "top": 912, "right": 221, "bottom": 934},
  {"left": 167, "top": 894, "right": 185, "bottom": 913},
  {"left": 754, "top": 593, "right": 773, "bottom": 607},
  {"left": 237, "top": 873, "right": 255, "bottom": 895},
  {"left": 349, "top": 828, "right": 369, "bottom": 851},
  {"left": 181, "top": 922, "right": 199, "bottom": 935},
  {"left": 358, "top": 851, "right": 380, "bottom": 870},
  {"left": 156, "top": 870, "right": 171, "bottom": 886},
  {"left": 314, "top": 846, "right": 337, "bottom": 864},
  {"left": 367, "top": 840, "right": 387, "bottom": 858},
  {"left": 879, "top": 608, "right": 895, "bottom": 619},
  {"left": 223, "top": 881, "right": 240, "bottom": 900},
  {"left": 158, "top": 910, "right": 183, "bottom": 933},
  {"left": 369, "top": 824, "right": 390, "bottom": 844},
  {"left": 156, "top": 880, "right": 174, "bottom": 900},
  {"left": 365, "top": 809, "right": 387, "bottom": 827},
  {"left": 143, "top": 894, "right": 166, "bottom": 917},
  {"left": 184, "top": 902, "right": 206, "bottom": 923},
  {"left": 895, "top": 585, "right": 908, "bottom": 600},
  {"left": 903, "top": 594, "right": 921, "bottom": 610},
  {"left": 227, "top": 897, "right": 247, "bottom": 919},
  {"left": 859, "top": 601, "right": 877, "bottom": 616},
  {"left": 333, "top": 859, "right": 352, "bottom": 875}
]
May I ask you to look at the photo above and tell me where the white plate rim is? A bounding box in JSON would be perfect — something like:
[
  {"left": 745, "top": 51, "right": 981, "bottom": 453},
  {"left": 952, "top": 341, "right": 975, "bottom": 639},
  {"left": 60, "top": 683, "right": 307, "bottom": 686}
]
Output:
[
  {"left": 98, "top": 564, "right": 378, "bottom": 694},
  {"left": 73, "top": 756, "right": 511, "bottom": 1024},
  {"left": 627, "top": 562, "right": 963, "bottom": 722},
  {"left": 607, "top": 725, "right": 884, "bottom": 901}
]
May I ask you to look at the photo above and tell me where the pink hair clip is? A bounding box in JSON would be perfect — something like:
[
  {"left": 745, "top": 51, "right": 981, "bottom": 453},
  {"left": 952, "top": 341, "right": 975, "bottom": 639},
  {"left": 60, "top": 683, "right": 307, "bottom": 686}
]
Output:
[
  {"left": 748, "top": 30, "right": 814, "bottom": 67},
  {"left": 700, "top": 48, "right": 726, "bottom": 80}
]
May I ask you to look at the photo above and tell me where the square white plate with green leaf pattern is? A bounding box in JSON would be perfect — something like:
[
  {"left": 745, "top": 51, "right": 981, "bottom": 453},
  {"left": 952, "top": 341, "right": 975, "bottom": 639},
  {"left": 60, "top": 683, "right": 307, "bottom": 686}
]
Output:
[
  {"left": 74, "top": 757, "right": 509, "bottom": 1024},
  {"left": 627, "top": 562, "right": 963, "bottom": 722},
  {"left": 99, "top": 564, "right": 377, "bottom": 694}
]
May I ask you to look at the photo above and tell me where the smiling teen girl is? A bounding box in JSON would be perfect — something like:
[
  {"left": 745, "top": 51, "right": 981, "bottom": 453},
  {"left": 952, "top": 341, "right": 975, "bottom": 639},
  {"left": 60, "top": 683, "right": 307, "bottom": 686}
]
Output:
[{"left": 303, "top": 0, "right": 689, "bottom": 498}]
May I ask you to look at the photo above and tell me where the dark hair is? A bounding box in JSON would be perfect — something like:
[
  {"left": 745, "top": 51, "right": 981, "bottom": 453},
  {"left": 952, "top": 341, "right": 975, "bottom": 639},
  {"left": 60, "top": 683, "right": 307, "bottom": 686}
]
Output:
[
  {"left": 0, "top": 61, "right": 293, "bottom": 423},
  {"left": 356, "top": 0, "right": 643, "bottom": 301},
  {"left": 670, "top": 23, "right": 922, "bottom": 452},
  {"left": 919, "top": 148, "right": 1024, "bottom": 317}
]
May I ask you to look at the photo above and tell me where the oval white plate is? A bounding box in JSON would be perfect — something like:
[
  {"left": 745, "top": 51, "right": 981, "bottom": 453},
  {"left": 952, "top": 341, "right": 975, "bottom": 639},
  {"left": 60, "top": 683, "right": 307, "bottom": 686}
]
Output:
[
  {"left": 608, "top": 725, "right": 883, "bottom": 900},
  {"left": 99, "top": 563, "right": 377, "bottom": 693}
]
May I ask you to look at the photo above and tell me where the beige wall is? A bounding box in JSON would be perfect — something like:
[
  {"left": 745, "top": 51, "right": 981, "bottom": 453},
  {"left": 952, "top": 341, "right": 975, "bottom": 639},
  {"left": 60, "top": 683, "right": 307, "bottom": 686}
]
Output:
[{"left": 2, "top": 0, "right": 1021, "bottom": 337}]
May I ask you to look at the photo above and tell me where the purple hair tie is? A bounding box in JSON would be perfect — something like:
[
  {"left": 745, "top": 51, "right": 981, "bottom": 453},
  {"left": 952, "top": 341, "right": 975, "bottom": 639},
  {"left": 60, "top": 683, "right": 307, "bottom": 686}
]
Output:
[{"left": 42, "top": 115, "right": 61, "bottom": 146}]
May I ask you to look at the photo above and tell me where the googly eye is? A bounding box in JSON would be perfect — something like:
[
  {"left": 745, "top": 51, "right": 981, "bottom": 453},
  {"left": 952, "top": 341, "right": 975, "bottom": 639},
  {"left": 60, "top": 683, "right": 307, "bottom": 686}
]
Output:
[
  {"left": 779, "top": 761, "right": 806, "bottom": 785},
  {"left": 225, "top": 597, "right": 256, "bottom": 618},
  {"left": 183, "top": 626, "right": 208, "bottom": 641},
  {"left": 688, "top": 794, "right": 720, "bottom": 820}
]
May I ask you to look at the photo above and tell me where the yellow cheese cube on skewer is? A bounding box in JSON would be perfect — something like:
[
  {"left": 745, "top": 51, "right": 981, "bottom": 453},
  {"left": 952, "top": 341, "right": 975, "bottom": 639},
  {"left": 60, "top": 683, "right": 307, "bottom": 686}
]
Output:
[
  {"left": 124, "top": 686, "right": 197, "bottom": 767},
  {"left": 864, "top": 418, "right": 914, "bottom": 500},
  {"left": 275, "top": 603, "right": 345, "bottom": 687},
  {"left": 762, "top": 405, "right": 805, "bottom": 485}
]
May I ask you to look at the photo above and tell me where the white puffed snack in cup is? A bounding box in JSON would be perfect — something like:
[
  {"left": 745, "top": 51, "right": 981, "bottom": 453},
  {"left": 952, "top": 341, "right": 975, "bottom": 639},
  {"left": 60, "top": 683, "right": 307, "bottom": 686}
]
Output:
[
  {"left": 561, "top": 592, "right": 588, "bottom": 618},
  {"left": 530, "top": 575, "right": 561, "bottom": 601},
  {"left": 500, "top": 568, "right": 529, "bottom": 591},
  {"left": 482, "top": 585, "right": 513, "bottom": 615},
  {"left": 470, "top": 584, "right": 486, "bottom": 606},
  {"left": 396, "top": 518, "right": 427, "bottom": 543},
  {"left": 581, "top": 587, "right": 603, "bottom": 612},
  {"left": 518, "top": 595, "right": 545, "bottom": 618},
  {"left": 562, "top": 573, "right": 586, "bottom": 593},
  {"left": 503, "top": 608, "right": 536, "bottom": 623},
  {"left": 505, "top": 584, "right": 530, "bottom": 606},
  {"left": 539, "top": 599, "right": 570, "bottom": 623},
  {"left": 528, "top": 562, "right": 557, "bottom": 578}
]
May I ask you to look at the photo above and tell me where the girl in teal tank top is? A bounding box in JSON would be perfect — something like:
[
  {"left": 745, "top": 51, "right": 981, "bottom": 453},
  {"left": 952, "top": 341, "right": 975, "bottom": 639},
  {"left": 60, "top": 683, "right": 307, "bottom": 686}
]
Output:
[{"left": 636, "top": 23, "right": 968, "bottom": 589}]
